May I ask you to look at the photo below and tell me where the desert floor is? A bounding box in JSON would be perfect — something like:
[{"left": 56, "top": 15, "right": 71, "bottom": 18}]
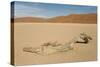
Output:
[{"left": 14, "top": 23, "right": 97, "bottom": 65}]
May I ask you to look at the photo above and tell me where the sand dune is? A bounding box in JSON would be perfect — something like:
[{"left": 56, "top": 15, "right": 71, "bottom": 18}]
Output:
[
  {"left": 13, "top": 13, "right": 97, "bottom": 24},
  {"left": 13, "top": 17, "right": 45, "bottom": 22},
  {"left": 48, "top": 13, "right": 97, "bottom": 24}
]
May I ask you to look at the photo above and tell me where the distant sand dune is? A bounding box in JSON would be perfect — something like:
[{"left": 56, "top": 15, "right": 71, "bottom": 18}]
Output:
[{"left": 12, "top": 13, "right": 97, "bottom": 24}]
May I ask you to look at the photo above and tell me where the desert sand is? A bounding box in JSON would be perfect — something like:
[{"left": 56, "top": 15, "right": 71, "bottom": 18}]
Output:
[{"left": 13, "top": 23, "right": 97, "bottom": 65}]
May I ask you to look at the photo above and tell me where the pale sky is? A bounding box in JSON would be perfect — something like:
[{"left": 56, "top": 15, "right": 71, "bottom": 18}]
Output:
[{"left": 13, "top": 1, "right": 97, "bottom": 18}]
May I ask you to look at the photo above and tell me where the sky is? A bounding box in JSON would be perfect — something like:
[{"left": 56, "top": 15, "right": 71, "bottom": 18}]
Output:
[{"left": 13, "top": 1, "right": 97, "bottom": 18}]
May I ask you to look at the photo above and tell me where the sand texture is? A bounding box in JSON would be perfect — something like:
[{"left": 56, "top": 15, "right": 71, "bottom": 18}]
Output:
[{"left": 13, "top": 23, "right": 97, "bottom": 65}]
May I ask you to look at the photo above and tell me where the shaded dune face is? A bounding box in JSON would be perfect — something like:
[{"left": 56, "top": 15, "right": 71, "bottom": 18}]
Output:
[
  {"left": 13, "top": 13, "right": 97, "bottom": 24},
  {"left": 48, "top": 14, "right": 97, "bottom": 23}
]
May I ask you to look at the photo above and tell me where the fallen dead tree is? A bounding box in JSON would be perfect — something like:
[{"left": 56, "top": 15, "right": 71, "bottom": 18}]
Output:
[{"left": 23, "top": 33, "right": 92, "bottom": 55}]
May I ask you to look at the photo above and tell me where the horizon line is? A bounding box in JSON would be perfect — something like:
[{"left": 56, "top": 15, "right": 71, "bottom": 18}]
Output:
[{"left": 13, "top": 13, "right": 97, "bottom": 19}]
